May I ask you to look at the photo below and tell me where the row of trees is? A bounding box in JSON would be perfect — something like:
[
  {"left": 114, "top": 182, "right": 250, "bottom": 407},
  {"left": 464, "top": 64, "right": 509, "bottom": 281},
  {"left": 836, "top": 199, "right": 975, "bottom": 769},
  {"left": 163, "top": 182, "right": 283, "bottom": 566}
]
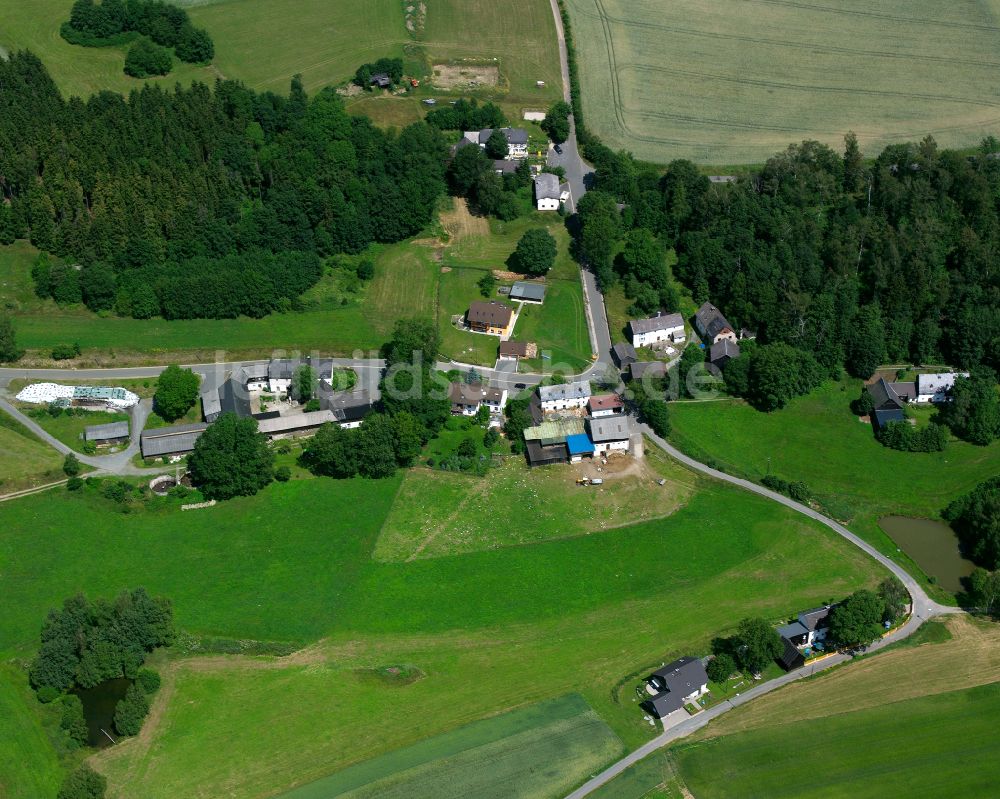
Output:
[
  {"left": 2, "top": 52, "right": 448, "bottom": 320},
  {"left": 30, "top": 588, "right": 174, "bottom": 695},
  {"left": 425, "top": 98, "right": 507, "bottom": 131},
  {"left": 63, "top": 0, "right": 214, "bottom": 63},
  {"left": 944, "top": 477, "right": 1000, "bottom": 570}
]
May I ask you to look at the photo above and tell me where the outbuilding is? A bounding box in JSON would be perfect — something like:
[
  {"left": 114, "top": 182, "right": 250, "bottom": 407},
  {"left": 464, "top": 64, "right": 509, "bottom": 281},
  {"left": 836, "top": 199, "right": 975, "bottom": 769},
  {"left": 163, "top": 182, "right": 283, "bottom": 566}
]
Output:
[
  {"left": 509, "top": 282, "right": 546, "bottom": 304},
  {"left": 533, "top": 173, "right": 561, "bottom": 211},
  {"left": 83, "top": 421, "right": 129, "bottom": 447}
]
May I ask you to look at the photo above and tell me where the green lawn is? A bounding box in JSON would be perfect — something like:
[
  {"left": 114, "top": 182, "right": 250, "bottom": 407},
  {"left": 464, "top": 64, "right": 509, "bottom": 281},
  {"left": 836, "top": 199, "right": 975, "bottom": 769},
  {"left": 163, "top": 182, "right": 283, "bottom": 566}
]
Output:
[
  {"left": 279, "top": 694, "right": 621, "bottom": 799},
  {"left": 15, "top": 408, "right": 130, "bottom": 454},
  {"left": 0, "top": 409, "right": 65, "bottom": 494},
  {"left": 0, "top": 665, "right": 64, "bottom": 799},
  {"left": 0, "top": 471, "right": 887, "bottom": 798},
  {"left": 668, "top": 379, "right": 1000, "bottom": 591},
  {"left": 588, "top": 751, "right": 684, "bottom": 799},
  {"left": 672, "top": 680, "right": 1000, "bottom": 798},
  {"left": 375, "top": 443, "right": 698, "bottom": 561}
]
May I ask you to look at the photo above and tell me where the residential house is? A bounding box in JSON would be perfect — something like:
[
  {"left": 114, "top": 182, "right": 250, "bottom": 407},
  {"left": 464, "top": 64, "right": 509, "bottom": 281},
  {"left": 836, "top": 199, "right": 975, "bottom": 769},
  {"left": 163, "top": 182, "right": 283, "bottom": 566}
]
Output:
[
  {"left": 236, "top": 363, "right": 269, "bottom": 390},
  {"left": 628, "top": 312, "right": 685, "bottom": 348},
  {"left": 140, "top": 422, "right": 208, "bottom": 459},
  {"left": 318, "top": 387, "right": 374, "bottom": 429},
  {"left": 777, "top": 605, "right": 833, "bottom": 649},
  {"left": 709, "top": 339, "right": 740, "bottom": 369},
  {"left": 493, "top": 159, "right": 519, "bottom": 175},
  {"left": 510, "top": 282, "right": 546, "bottom": 304},
  {"left": 587, "top": 416, "right": 633, "bottom": 455},
  {"left": 694, "top": 302, "right": 737, "bottom": 345},
  {"left": 915, "top": 372, "right": 969, "bottom": 404},
  {"left": 83, "top": 421, "right": 129, "bottom": 447},
  {"left": 867, "top": 377, "right": 909, "bottom": 429},
  {"left": 611, "top": 342, "right": 638, "bottom": 369},
  {"left": 267, "top": 358, "right": 335, "bottom": 394},
  {"left": 587, "top": 394, "right": 624, "bottom": 418},
  {"left": 472, "top": 127, "right": 529, "bottom": 158},
  {"left": 537, "top": 380, "right": 591, "bottom": 413},
  {"left": 449, "top": 382, "right": 508, "bottom": 417},
  {"left": 627, "top": 361, "right": 666, "bottom": 381},
  {"left": 499, "top": 340, "right": 530, "bottom": 360},
  {"left": 467, "top": 301, "right": 515, "bottom": 337},
  {"left": 533, "top": 173, "right": 561, "bottom": 211},
  {"left": 644, "top": 656, "right": 709, "bottom": 718}
]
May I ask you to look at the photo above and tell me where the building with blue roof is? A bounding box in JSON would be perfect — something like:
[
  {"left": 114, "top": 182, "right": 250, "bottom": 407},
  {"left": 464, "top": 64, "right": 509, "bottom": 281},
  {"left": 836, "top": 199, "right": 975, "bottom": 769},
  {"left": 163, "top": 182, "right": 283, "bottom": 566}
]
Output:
[{"left": 565, "top": 433, "right": 595, "bottom": 463}]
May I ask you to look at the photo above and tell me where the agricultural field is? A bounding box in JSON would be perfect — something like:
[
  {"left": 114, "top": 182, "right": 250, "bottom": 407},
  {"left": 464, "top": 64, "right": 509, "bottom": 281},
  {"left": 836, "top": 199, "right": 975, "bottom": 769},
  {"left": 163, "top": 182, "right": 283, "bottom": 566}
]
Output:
[
  {"left": 0, "top": 471, "right": 886, "bottom": 797},
  {"left": 279, "top": 694, "right": 621, "bottom": 799},
  {"left": 668, "top": 379, "right": 1000, "bottom": 590},
  {"left": 670, "top": 615, "right": 1000, "bottom": 798},
  {"left": 10, "top": 407, "right": 130, "bottom": 454},
  {"left": 0, "top": 666, "right": 64, "bottom": 799},
  {"left": 0, "top": 409, "right": 65, "bottom": 494},
  {"left": 375, "top": 442, "right": 699, "bottom": 561},
  {"left": 564, "top": 0, "right": 1000, "bottom": 164}
]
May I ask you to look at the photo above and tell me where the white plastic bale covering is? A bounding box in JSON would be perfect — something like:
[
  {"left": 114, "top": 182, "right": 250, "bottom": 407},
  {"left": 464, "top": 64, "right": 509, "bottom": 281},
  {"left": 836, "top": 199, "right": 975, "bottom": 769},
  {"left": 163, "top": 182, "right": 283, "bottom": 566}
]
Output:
[{"left": 14, "top": 383, "right": 75, "bottom": 404}]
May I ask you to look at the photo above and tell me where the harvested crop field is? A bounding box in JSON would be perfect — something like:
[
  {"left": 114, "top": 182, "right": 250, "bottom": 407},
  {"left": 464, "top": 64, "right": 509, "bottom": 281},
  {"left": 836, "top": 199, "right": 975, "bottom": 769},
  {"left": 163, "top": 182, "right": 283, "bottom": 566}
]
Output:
[
  {"left": 432, "top": 62, "right": 501, "bottom": 90},
  {"left": 565, "top": 0, "right": 1000, "bottom": 163}
]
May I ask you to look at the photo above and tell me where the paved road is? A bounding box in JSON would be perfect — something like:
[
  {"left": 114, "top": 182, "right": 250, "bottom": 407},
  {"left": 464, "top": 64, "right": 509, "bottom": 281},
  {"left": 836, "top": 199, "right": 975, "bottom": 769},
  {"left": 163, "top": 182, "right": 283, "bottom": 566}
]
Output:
[{"left": 562, "top": 423, "right": 953, "bottom": 799}]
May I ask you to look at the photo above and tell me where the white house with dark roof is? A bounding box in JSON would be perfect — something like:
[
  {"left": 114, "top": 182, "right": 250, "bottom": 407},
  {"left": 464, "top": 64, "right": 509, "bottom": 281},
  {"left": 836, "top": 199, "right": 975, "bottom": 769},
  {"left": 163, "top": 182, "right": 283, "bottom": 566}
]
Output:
[
  {"left": 628, "top": 312, "right": 685, "bottom": 348},
  {"left": 694, "top": 302, "right": 737, "bottom": 345},
  {"left": 537, "top": 380, "right": 590, "bottom": 412},
  {"left": 534, "top": 173, "right": 561, "bottom": 211},
  {"left": 464, "top": 127, "right": 529, "bottom": 159},
  {"left": 644, "top": 656, "right": 709, "bottom": 718},
  {"left": 449, "top": 382, "right": 508, "bottom": 417},
  {"left": 777, "top": 605, "right": 833, "bottom": 649}
]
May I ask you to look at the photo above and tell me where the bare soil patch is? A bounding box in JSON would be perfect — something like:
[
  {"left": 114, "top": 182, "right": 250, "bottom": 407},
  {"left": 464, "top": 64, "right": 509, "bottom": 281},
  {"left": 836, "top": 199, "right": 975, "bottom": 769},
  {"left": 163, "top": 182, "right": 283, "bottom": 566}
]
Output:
[
  {"left": 438, "top": 198, "right": 489, "bottom": 242},
  {"left": 432, "top": 62, "right": 500, "bottom": 90}
]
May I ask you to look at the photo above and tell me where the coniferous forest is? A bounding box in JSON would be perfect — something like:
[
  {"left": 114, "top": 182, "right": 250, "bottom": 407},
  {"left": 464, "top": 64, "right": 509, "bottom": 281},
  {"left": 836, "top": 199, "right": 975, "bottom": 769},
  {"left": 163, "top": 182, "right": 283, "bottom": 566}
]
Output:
[{"left": 0, "top": 52, "right": 447, "bottom": 319}]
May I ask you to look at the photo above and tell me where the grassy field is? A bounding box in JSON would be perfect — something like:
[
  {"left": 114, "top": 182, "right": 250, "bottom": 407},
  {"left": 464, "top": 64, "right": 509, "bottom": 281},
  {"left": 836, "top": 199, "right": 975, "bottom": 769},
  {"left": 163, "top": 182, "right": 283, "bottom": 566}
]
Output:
[
  {"left": 588, "top": 751, "right": 683, "bottom": 799},
  {"left": 564, "top": 0, "right": 1000, "bottom": 164},
  {"left": 375, "top": 443, "right": 698, "bottom": 561},
  {"left": 279, "top": 694, "right": 621, "bottom": 799},
  {"left": 13, "top": 408, "right": 130, "bottom": 453},
  {"left": 0, "top": 408, "right": 65, "bottom": 494},
  {"left": 668, "top": 379, "right": 1000, "bottom": 591},
  {"left": 0, "top": 665, "right": 64, "bottom": 799},
  {"left": 0, "top": 471, "right": 886, "bottom": 797}
]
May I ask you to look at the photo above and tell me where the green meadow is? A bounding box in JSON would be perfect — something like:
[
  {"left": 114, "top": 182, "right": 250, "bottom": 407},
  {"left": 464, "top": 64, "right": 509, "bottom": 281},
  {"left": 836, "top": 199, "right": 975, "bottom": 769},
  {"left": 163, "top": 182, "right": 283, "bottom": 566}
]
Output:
[{"left": 0, "top": 409, "right": 65, "bottom": 494}]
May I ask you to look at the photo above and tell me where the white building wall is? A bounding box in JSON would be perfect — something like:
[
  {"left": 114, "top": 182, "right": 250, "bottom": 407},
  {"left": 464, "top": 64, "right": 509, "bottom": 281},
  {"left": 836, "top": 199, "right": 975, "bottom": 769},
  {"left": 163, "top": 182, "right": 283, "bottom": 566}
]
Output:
[
  {"left": 593, "top": 439, "right": 629, "bottom": 455},
  {"left": 536, "top": 197, "right": 560, "bottom": 211},
  {"left": 540, "top": 397, "right": 588, "bottom": 412}
]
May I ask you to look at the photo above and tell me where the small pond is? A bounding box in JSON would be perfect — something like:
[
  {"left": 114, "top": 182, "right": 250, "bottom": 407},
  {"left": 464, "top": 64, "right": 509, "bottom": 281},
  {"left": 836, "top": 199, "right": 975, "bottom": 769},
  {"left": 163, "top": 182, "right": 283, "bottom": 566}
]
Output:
[
  {"left": 74, "top": 677, "right": 131, "bottom": 747},
  {"left": 879, "top": 516, "right": 976, "bottom": 593}
]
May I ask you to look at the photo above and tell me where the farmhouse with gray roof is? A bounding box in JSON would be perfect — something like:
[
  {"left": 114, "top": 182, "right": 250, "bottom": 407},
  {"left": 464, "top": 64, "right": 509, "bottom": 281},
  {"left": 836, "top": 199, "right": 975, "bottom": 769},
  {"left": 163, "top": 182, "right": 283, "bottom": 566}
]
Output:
[
  {"left": 643, "top": 656, "right": 709, "bottom": 718},
  {"left": 628, "top": 312, "right": 685, "bottom": 348},
  {"left": 694, "top": 302, "right": 737, "bottom": 345}
]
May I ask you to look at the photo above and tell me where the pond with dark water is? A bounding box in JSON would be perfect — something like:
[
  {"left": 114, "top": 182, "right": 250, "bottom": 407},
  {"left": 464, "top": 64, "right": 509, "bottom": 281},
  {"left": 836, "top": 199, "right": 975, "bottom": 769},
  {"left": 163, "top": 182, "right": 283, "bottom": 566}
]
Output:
[
  {"left": 74, "top": 677, "right": 131, "bottom": 747},
  {"left": 879, "top": 515, "right": 976, "bottom": 593}
]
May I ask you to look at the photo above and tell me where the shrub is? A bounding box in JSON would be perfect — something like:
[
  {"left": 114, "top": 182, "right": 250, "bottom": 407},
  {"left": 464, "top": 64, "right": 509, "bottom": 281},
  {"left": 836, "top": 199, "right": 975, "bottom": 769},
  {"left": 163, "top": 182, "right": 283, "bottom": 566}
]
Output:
[
  {"left": 136, "top": 668, "right": 161, "bottom": 695},
  {"left": 59, "top": 694, "right": 88, "bottom": 748},
  {"left": 52, "top": 342, "right": 82, "bottom": 360},
  {"left": 275, "top": 466, "right": 291, "bottom": 482},
  {"left": 706, "top": 653, "right": 736, "bottom": 683},
  {"left": 36, "top": 685, "right": 61, "bottom": 704},
  {"left": 66, "top": 477, "right": 84, "bottom": 491},
  {"left": 124, "top": 37, "right": 172, "bottom": 78},
  {"left": 356, "top": 259, "right": 375, "bottom": 280},
  {"left": 113, "top": 682, "right": 150, "bottom": 736},
  {"left": 63, "top": 453, "right": 82, "bottom": 477},
  {"left": 101, "top": 479, "right": 130, "bottom": 503},
  {"left": 57, "top": 764, "right": 106, "bottom": 799},
  {"left": 304, "top": 398, "right": 321, "bottom": 412}
]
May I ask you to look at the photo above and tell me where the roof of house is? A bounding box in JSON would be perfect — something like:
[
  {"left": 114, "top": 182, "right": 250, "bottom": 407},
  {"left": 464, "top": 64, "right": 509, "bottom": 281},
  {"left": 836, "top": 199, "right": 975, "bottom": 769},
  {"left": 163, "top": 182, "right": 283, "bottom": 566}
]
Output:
[
  {"left": 868, "top": 377, "right": 907, "bottom": 410},
  {"left": 510, "top": 281, "right": 546, "bottom": 302},
  {"left": 467, "top": 301, "right": 513, "bottom": 327},
  {"left": 566, "top": 433, "right": 595, "bottom": 455},
  {"left": 710, "top": 339, "right": 741, "bottom": 362},
  {"left": 267, "top": 358, "right": 334, "bottom": 381},
  {"left": 140, "top": 422, "right": 208, "bottom": 457},
  {"left": 524, "top": 439, "right": 568, "bottom": 466},
  {"left": 647, "top": 691, "right": 684, "bottom": 718},
  {"left": 534, "top": 172, "right": 561, "bottom": 200},
  {"left": 538, "top": 380, "right": 591, "bottom": 403},
  {"left": 256, "top": 410, "right": 336, "bottom": 436},
  {"left": 629, "top": 361, "right": 666, "bottom": 380},
  {"left": 892, "top": 381, "right": 916, "bottom": 401},
  {"left": 479, "top": 127, "right": 528, "bottom": 145},
  {"left": 588, "top": 394, "right": 623, "bottom": 412},
  {"left": 522, "top": 417, "right": 586, "bottom": 443},
  {"left": 695, "top": 302, "right": 734, "bottom": 340},
  {"left": 650, "top": 656, "right": 709, "bottom": 697},
  {"left": 370, "top": 73, "right": 390, "bottom": 86},
  {"left": 449, "top": 382, "right": 505, "bottom": 406},
  {"left": 917, "top": 372, "right": 968, "bottom": 394},
  {"left": 874, "top": 408, "right": 906, "bottom": 428},
  {"left": 499, "top": 340, "right": 529, "bottom": 358},
  {"left": 798, "top": 606, "right": 832, "bottom": 631},
  {"left": 237, "top": 363, "right": 269, "bottom": 383},
  {"left": 777, "top": 621, "right": 809, "bottom": 640},
  {"left": 84, "top": 421, "right": 129, "bottom": 441},
  {"left": 587, "top": 416, "right": 633, "bottom": 443},
  {"left": 629, "top": 312, "right": 684, "bottom": 336},
  {"left": 200, "top": 390, "right": 222, "bottom": 420},
  {"left": 493, "top": 159, "right": 519, "bottom": 174},
  {"left": 612, "top": 342, "right": 638, "bottom": 366},
  {"left": 218, "top": 376, "right": 252, "bottom": 418},
  {"left": 779, "top": 638, "right": 806, "bottom": 670},
  {"left": 321, "top": 388, "right": 374, "bottom": 422}
]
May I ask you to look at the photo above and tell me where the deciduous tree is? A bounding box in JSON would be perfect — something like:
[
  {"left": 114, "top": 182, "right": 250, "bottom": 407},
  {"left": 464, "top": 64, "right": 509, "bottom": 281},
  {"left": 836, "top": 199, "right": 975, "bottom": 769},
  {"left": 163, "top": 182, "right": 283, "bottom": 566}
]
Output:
[
  {"left": 188, "top": 414, "right": 274, "bottom": 500},
  {"left": 153, "top": 365, "right": 199, "bottom": 422}
]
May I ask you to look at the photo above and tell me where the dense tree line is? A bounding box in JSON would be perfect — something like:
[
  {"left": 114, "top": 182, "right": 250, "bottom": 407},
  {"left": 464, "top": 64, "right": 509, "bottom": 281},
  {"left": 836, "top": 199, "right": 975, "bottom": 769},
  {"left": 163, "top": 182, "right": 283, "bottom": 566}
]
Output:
[
  {"left": 62, "top": 0, "right": 214, "bottom": 64},
  {"left": 425, "top": 98, "right": 506, "bottom": 131},
  {"left": 875, "top": 419, "right": 948, "bottom": 452},
  {"left": 30, "top": 589, "right": 174, "bottom": 695},
  {"left": 573, "top": 134, "right": 1000, "bottom": 385},
  {"left": 945, "top": 477, "right": 1000, "bottom": 569},
  {"left": 446, "top": 144, "right": 530, "bottom": 220},
  {"left": 0, "top": 52, "right": 448, "bottom": 320}
]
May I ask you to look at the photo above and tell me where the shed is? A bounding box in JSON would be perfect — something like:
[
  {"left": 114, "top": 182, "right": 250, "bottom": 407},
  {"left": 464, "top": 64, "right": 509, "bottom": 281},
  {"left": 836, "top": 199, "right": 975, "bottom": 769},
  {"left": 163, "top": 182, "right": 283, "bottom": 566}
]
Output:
[
  {"left": 84, "top": 421, "right": 129, "bottom": 444},
  {"left": 612, "top": 342, "right": 638, "bottom": 368},
  {"left": 873, "top": 408, "right": 906, "bottom": 429},
  {"left": 524, "top": 439, "right": 568, "bottom": 467},
  {"left": 140, "top": 422, "right": 207, "bottom": 458},
  {"left": 565, "top": 433, "right": 595, "bottom": 461},
  {"left": 510, "top": 282, "right": 546, "bottom": 303}
]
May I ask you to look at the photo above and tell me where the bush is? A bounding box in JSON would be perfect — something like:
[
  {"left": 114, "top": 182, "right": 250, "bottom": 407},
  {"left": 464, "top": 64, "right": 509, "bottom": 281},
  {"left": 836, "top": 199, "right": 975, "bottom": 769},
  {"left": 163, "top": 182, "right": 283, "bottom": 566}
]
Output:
[
  {"left": 57, "top": 764, "right": 106, "bottom": 799},
  {"left": 124, "top": 37, "right": 172, "bottom": 78},
  {"left": 113, "top": 682, "right": 150, "bottom": 736},
  {"left": 36, "top": 685, "right": 61, "bottom": 704},
  {"left": 59, "top": 694, "right": 88, "bottom": 748},
  {"left": 356, "top": 259, "right": 375, "bottom": 280},
  {"left": 706, "top": 653, "right": 736, "bottom": 683},
  {"left": 66, "top": 477, "right": 84, "bottom": 491},
  {"left": 52, "top": 342, "right": 82, "bottom": 360},
  {"left": 275, "top": 466, "right": 291, "bottom": 482},
  {"left": 136, "top": 668, "right": 161, "bottom": 695},
  {"left": 101, "top": 479, "right": 131, "bottom": 503},
  {"left": 304, "top": 398, "right": 321, "bottom": 412},
  {"left": 876, "top": 420, "right": 948, "bottom": 452},
  {"left": 63, "top": 453, "right": 82, "bottom": 477}
]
